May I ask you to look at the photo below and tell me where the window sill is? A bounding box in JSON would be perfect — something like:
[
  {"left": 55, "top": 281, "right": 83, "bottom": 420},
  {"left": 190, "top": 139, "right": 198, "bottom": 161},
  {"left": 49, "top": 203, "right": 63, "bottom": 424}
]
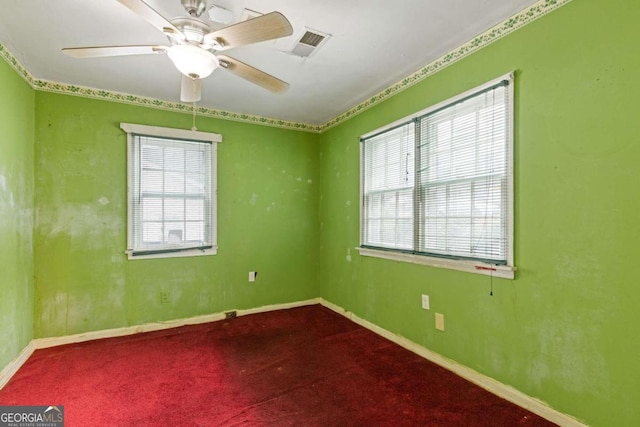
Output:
[
  {"left": 126, "top": 246, "right": 217, "bottom": 260},
  {"left": 355, "top": 247, "right": 515, "bottom": 279}
]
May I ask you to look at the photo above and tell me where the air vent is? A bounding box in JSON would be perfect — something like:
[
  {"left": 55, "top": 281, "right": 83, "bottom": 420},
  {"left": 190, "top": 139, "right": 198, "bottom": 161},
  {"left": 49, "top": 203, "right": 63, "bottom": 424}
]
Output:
[
  {"left": 290, "top": 28, "right": 331, "bottom": 58},
  {"left": 299, "top": 31, "right": 325, "bottom": 47}
]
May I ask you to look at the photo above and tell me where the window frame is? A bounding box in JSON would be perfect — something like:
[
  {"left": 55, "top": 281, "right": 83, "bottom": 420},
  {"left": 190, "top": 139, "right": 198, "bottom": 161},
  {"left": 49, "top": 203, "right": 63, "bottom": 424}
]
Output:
[
  {"left": 121, "top": 123, "right": 221, "bottom": 260},
  {"left": 357, "top": 73, "right": 515, "bottom": 279}
]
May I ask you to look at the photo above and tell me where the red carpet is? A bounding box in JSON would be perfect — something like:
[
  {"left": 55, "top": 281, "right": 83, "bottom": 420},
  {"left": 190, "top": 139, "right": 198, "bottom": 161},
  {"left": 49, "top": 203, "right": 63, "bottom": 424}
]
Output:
[{"left": 0, "top": 305, "right": 557, "bottom": 426}]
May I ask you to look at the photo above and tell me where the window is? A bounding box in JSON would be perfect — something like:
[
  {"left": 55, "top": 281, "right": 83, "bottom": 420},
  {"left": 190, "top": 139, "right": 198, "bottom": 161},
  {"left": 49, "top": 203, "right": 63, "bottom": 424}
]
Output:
[
  {"left": 359, "top": 73, "right": 514, "bottom": 278},
  {"left": 121, "top": 123, "right": 221, "bottom": 259}
]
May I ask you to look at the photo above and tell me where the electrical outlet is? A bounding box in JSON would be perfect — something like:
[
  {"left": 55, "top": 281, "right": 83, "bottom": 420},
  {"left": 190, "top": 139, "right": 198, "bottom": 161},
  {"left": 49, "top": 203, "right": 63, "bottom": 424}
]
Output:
[
  {"left": 421, "top": 294, "right": 430, "bottom": 310},
  {"left": 435, "top": 313, "right": 445, "bottom": 331},
  {"left": 249, "top": 271, "right": 257, "bottom": 282},
  {"left": 225, "top": 311, "right": 237, "bottom": 319},
  {"left": 160, "top": 292, "right": 170, "bottom": 304}
]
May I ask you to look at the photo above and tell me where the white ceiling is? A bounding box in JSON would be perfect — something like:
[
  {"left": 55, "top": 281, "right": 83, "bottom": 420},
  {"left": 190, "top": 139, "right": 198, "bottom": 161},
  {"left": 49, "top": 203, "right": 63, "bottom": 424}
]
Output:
[{"left": 0, "top": 0, "right": 539, "bottom": 125}]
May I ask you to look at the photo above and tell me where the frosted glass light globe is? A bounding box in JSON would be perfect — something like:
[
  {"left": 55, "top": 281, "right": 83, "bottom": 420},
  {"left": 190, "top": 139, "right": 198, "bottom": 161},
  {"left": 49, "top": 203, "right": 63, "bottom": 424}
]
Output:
[{"left": 168, "top": 44, "right": 219, "bottom": 79}]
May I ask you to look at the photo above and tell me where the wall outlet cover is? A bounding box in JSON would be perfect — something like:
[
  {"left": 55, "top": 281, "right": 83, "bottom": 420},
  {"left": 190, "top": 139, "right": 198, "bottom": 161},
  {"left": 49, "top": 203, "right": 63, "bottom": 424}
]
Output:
[
  {"left": 435, "top": 313, "right": 445, "bottom": 331},
  {"left": 160, "top": 292, "right": 169, "bottom": 304}
]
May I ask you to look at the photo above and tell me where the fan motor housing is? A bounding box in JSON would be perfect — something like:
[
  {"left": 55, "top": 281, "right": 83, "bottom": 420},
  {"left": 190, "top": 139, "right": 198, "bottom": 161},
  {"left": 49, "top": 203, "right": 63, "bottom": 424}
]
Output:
[{"left": 171, "top": 17, "right": 211, "bottom": 44}]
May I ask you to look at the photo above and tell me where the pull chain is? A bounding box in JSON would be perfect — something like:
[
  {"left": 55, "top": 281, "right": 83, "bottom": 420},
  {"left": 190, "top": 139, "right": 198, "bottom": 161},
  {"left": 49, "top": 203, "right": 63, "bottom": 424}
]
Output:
[
  {"left": 475, "top": 265, "right": 496, "bottom": 296},
  {"left": 191, "top": 101, "right": 198, "bottom": 131},
  {"left": 490, "top": 271, "right": 493, "bottom": 296}
]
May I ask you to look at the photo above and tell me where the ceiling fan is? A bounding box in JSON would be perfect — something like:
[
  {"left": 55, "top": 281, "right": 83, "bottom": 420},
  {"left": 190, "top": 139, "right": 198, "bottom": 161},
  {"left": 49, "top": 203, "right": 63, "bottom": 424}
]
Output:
[{"left": 62, "top": 0, "right": 293, "bottom": 102}]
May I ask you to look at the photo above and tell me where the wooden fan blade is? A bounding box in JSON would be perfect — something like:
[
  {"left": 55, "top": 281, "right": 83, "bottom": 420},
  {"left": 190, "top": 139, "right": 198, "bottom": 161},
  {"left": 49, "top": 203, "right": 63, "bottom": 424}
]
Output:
[
  {"left": 204, "top": 12, "right": 293, "bottom": 50},
  {"left": 117, "top": 0, "right": 185, "bottom": 41},
  {"left": 62, "top": 45, "right": 168, "bottom": 58},
  {"left": 217, "top": 55, "right": 289, "bottom": 93},
  {"left": 180, "top": 75, "right": 202, "bottom": 102}
]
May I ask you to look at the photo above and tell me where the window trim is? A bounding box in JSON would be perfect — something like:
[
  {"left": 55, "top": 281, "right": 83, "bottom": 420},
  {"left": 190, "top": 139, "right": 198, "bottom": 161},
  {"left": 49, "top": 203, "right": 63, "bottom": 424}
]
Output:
[
  {"left": 121, "top": 123, "right": 221, "bottom": 260},
  {"left": 358, "top": 72, "right": 515, "bottom": 279}
]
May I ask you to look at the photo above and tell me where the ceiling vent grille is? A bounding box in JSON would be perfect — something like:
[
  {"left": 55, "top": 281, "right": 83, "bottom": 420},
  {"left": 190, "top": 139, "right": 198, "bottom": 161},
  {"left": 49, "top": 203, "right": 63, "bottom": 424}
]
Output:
[
  {"left": 290, "top": 29, "right": 331, "bottom": 58},
  {"left": 299, "top": 31, "right": 325, "bottom": 47}
]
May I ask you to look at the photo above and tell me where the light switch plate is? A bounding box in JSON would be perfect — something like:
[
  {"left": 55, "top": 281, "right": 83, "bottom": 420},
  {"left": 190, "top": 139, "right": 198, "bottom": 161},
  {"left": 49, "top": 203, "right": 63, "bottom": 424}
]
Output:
[{"left": 421, "top": 294, "right": 430, "bottom": 310}]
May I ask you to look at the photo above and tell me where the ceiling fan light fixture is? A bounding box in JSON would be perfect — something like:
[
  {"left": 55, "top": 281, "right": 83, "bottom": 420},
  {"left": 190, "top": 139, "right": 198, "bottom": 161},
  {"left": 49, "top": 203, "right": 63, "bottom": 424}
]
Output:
[{"left": 168, "top": 44, "right": 219, "bottom": 79}]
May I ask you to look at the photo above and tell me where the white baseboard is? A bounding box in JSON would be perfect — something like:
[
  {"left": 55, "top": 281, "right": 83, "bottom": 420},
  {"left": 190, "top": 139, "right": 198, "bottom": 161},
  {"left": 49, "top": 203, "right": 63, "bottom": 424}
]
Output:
[
  {"left": 1, "top": 296, "right": 587, "bottom": 427},
  {"left": 319, "top": 298, "right": 587, "bottom": 427},
  {"left": 0, "top": 298, "right": 321, "bottom": 390},
  {"left": 0, "top": 341, "right": 35, "bottom": 390},
  {"left": 34, "top": 298, "right": 322, "bottom": 350}
]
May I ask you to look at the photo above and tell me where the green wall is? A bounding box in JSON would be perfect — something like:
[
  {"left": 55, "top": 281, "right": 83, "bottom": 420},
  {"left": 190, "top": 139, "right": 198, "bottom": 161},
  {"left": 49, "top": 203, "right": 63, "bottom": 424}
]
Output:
[
  {"left": 33, "top": 93, "right": 320, "bottom": 337},
  {"left": 0, "top": 59, "right": 34, "bottom": 369},
  {"left": 3, "top": 0, "right": 639, "bottom": 425},
  {"left": 318, "top": 0, "right": 640, "bottom": 426}
]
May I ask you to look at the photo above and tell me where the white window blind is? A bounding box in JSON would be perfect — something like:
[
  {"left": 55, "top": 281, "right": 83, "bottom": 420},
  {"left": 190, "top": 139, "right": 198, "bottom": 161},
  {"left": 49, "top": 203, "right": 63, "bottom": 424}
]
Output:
[
  {"left": 362, "top": 123, "right": 415, "bottom": 250},
  {"left": 361, "top": 75, "right": 513, "bottom": 266},
  {"left": 122, "top": 123, "right": 220, "bottom": 259}
]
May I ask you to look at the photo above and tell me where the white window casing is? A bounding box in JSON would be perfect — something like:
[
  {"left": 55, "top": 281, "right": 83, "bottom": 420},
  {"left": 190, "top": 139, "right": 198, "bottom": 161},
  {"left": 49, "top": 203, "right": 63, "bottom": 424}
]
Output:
[
  {"left": 358, "top": 73, "right": 515, "bottom": 279},
  {"left": 121, "top": 123, "right": 221, "bottom": 260}
]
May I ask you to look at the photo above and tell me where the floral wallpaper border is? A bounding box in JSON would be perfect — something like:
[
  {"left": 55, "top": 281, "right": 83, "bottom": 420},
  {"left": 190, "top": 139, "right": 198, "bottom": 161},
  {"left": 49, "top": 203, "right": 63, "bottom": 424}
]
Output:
[
  {"left": 33, "top": 79, "right": 323, "bottom": 132},
  {"left": 0, "top": 44, "right": 322, "bottom": 132},
  {"left": 319, "top": 0, "right": 572, "bottom": 132},
  {"left": 0, "top": 0, "right": 570, "bottom": 134}
]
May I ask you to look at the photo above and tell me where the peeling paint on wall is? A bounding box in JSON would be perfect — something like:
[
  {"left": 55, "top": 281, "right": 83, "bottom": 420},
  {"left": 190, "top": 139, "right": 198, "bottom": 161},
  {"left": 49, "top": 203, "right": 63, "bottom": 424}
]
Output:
[
  {"left": 317, "top": 1, "right": 640, "bottom": 425},
  {"left": 0, "top": 57, "right": 35, "bottom": 371},
  {"left": 37, "top": 204, "right": 123, "bottom": 250},
  {"left": 32, "top": 91, "right": 320, "bottom": 340}
]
